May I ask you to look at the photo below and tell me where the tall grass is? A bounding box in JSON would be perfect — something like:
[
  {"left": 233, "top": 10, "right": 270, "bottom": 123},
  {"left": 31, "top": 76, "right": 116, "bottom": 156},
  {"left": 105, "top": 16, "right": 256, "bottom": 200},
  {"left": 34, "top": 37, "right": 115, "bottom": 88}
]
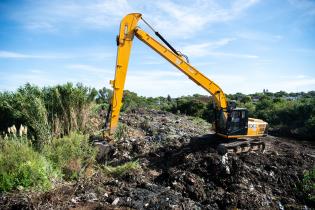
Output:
[
  {"left": 43, "top": 133, "right": 97, "bottom": 180},
  {"left": 0, "top": 132, "right": 97, "bottom": 192},
  {"left": 0, "top": 84, "right": 50, "bottom": 149},
  {"left": 43, "top": 83, "right": 98, "bottom": 138},
  {"left": 114, "top": 123, "right": 129, "bottom": 141},
  {"left": 0, "top": 83, "right": 98, "bottom": 148},
  {"left": 0, "top": 138, "right": 57, "bottom": 192},
  {"left": 103, "top": 161, "right": 139, "bottom": 177},
  {"left": 301, "top": 168, "right": 315, "bottom": 204}
]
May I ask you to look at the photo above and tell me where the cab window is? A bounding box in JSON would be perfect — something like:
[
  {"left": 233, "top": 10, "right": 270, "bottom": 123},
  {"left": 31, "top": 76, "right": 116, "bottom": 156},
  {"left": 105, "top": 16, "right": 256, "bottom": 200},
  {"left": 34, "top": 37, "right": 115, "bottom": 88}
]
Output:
[{"left": 231, "top": 111, "right": 240, "bottom": 122}]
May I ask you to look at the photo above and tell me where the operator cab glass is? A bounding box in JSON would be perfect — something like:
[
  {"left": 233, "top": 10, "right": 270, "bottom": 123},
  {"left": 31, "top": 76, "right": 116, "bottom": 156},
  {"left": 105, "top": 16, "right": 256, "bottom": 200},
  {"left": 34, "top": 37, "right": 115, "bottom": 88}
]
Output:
[
  {"left": 227, "top": 108, "right": 248, "bottom": 135},
  {"left": 215, "top": 108, "right": 248, "bottom": 136}
]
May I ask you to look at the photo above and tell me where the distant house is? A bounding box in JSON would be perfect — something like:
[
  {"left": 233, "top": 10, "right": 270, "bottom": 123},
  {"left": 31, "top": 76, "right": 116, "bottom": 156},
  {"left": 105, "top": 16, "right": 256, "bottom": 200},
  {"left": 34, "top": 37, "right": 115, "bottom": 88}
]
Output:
[
  {"left": 284, "top": 96, "right": 299, "bottom": 101},
  {"left": 252, "top": 96, "right": 260, "bottom": 102}
]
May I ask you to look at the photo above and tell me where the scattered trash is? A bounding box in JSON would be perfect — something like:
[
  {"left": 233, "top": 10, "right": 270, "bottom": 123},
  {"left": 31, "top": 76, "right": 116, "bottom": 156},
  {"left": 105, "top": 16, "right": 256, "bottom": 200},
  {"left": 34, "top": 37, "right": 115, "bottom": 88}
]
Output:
[
  {"left": 1, "top": 109, "right": 314, "bottom": 209},
  {"left": 112, "top": 197, "right": 120, "bottom": 205}
]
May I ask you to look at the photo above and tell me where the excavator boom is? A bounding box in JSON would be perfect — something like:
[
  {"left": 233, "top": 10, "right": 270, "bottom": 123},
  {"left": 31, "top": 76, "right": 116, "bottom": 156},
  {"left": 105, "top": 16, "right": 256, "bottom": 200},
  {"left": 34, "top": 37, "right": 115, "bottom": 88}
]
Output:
[
  {"left": 108, "top": 13, "right": 142, "bottom": 133},
  {"left": 109, "top": 13, "right": 227, "bottom": 134}
]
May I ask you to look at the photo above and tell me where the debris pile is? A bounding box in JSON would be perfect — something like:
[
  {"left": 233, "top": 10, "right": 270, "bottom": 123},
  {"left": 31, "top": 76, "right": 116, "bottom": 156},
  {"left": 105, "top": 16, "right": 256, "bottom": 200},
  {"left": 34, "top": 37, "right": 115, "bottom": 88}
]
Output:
[{"left": 1, "top": 109, "right": 314, "bottom": 209}]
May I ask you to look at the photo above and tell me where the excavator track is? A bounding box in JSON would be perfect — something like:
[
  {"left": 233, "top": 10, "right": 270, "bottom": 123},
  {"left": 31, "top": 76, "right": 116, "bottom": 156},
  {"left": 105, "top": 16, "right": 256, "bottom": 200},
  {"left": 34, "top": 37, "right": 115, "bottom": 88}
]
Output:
[{"left": 217, "top": 138, "right": 265, "bottom": 155}]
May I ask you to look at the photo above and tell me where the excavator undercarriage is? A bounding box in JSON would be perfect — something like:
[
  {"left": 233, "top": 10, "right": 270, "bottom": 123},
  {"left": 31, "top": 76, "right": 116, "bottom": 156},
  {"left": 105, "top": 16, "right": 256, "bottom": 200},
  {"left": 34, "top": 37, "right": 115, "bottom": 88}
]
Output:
[{"left": 217, "top": 138, "right": 266, "bottom": 155}]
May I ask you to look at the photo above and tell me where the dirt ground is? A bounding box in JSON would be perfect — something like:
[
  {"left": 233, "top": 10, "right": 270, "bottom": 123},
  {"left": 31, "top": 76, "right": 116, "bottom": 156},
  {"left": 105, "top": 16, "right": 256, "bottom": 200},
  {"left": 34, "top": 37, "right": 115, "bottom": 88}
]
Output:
[{"left": 1, "top": 109, "right": 314, "bottom": 210}]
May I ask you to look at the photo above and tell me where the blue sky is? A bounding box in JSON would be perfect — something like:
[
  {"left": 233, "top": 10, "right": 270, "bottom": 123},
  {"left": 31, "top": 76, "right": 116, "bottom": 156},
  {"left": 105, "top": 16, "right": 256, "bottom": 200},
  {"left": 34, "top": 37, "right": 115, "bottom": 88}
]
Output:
[{"left": 0, "top": 0, "right": 315, "bottom": 97}]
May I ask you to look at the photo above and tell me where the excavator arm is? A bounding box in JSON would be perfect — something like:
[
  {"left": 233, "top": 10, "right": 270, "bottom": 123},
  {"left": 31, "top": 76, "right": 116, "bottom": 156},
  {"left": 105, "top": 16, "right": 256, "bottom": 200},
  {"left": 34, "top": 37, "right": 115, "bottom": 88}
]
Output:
[
  {"left": 107, "top": 13, "right": 142, "bottom": 134},
  {"left": 105, "top": 13, "right": 268, "bottom": 155},
  {"left": 107, "top": 13, "right": 227, "bottom": 134}
]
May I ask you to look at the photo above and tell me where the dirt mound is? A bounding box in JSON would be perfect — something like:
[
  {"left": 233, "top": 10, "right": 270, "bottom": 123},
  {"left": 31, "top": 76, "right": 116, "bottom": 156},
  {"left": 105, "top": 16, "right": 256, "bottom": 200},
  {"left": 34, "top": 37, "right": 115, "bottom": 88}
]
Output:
[{"left": 1, "top": 109, "right": 314, "bottom": 209}]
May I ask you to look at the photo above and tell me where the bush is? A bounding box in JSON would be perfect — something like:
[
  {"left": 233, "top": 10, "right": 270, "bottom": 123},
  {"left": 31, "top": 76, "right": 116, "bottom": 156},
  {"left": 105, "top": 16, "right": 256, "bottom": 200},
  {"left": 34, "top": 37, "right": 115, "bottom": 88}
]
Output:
[
  {"left": 0, "top": 84, "right": 50, "bottom": 149},
  {"left": 103, "top": 161, "right": 139, "bottom": 177},
  {"left": 0, "top": 83, "right": 98, "bottom": 148},
  {"left": 114, "top": 124, "right": 129, "bottom": 141},
  {"left": 301, "top": 168, "right": 315, "bottom": 204},
  {"left": 42, "top": 133, "right": 97, "bottom": 180},
  {"left": 43, "top": 83, "right": 97, "bottom": 138},
  {"left": 0, "top": 138, "right": 57, "bottom": 192}
]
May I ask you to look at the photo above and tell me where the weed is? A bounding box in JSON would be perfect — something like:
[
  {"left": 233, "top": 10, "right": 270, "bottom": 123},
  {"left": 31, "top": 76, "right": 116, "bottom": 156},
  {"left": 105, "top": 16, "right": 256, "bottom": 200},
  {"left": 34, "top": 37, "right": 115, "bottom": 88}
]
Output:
[
  {"left": 114, "top": 123, "right": 129, "bottom": 141},
  {"left": 103, "top": 161, "right": 139, "bottom": 177},
  {"left": 192, "top": 117, "right": 208, "bottom": 126},
  {"left": 301, "top": 168, "right": 315, "bottom": 203},
  {"left": 42, "top": 133, "right": 97, "bottom": 180},
  {"left": 0, "top": 138, "right": 58, "bottom": 192}
]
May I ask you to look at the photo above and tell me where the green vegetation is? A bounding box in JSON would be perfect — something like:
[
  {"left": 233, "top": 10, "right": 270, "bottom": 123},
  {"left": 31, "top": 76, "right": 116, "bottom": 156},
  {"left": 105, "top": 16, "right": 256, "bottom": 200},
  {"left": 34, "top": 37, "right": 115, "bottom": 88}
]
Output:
[
  {"left": 103, "top": 161, "right": 140, "bottom": 177},
  {"left": 114, "top": 123, "right": 129, "bottom": 141},
  {"left": 0, "top": 84, "right": 50, "bottom": 149},
  {"left": 43, "top": 83, "right": 97, "bottom": 138},
  {"left": 122, "top": 91, "right": 315, "bottom": 139},
  {"left": 0, "top": 138, "right": 56, "bottom": 192},
  {"left": 43, "top": 133, "right": 97, "bottom": 180},
  {"left": 0, "top": 132, "right": 96, "bottom": 192},
  {"left": 0, "top": 83, "right": 97, "bottom": 149},
  {"left": 301, "top": 168, "right": 315, "bottom": 203},
  {"left": 234, "top": 91, "right": 315, "bottom": 139}
]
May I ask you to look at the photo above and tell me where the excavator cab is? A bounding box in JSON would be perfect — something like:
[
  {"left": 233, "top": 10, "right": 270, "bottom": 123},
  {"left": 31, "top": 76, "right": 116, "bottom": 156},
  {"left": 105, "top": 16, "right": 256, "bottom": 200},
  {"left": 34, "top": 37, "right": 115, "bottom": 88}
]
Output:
[
  {"left": 215, "top": 108, "right": 249, "bottom": 138},
  {"left": 226, "top": 108, "right": 248, "bottom": 135}
]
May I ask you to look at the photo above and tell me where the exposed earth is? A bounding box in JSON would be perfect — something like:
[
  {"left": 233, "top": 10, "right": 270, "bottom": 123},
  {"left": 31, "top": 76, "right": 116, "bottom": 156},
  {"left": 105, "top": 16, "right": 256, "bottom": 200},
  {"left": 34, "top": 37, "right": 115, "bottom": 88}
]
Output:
[{"left": 1, "top": 109, "right": 314, "bottom": 209}]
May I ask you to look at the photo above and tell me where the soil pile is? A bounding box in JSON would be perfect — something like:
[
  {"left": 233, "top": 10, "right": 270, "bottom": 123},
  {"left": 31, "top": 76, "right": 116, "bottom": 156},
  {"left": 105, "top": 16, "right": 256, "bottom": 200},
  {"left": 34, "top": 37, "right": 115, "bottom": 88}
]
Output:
[{"left": 1, "top": 109, "right": 314, "bottom": 209}]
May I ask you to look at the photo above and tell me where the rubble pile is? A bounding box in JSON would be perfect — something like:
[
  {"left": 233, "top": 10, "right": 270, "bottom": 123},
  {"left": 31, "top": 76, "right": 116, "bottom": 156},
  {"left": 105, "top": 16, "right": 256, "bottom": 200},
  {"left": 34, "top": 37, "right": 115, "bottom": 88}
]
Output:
[{"left": 1, "top": 109, "right": 314, "bottom": 209}]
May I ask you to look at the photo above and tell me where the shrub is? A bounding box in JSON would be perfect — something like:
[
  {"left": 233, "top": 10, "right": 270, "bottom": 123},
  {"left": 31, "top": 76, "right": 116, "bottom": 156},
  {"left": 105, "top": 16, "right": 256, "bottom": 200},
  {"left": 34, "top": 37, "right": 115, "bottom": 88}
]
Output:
[
  {"left": 0, "top": 84, "right": 50, "bottom": 149},
  {"left": 103, "top": 161, "right": 139, "bottom": 177},
  {"left": 0, "top": 138, "right": 57, "bottom": 192},
  {"left": 42, "top": 133, "right": 97, "bottom": 180},
  {"left": 43, "top": 83, "right": 97, "bottom": 138},
  {"left": 114, "top": 124, "right": 129, "bottom": 141},
  {"left": 301, "top": 168, "right": 315, "bottom": 204}
]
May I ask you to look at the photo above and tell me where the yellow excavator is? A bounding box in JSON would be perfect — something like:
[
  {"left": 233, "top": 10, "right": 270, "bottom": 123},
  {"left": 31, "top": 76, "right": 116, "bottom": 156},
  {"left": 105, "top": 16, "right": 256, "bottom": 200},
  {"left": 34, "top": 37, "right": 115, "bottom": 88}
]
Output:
[{"left": 104, "top": 13, "right": 268, "bottom": 154}]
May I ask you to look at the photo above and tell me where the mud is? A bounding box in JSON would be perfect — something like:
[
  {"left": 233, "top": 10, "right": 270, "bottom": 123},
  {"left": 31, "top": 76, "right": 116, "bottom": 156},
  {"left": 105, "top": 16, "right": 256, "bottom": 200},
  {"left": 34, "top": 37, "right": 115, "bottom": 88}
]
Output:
[{"left": 1, "top": 109, "right": 314, "bottom": 209}]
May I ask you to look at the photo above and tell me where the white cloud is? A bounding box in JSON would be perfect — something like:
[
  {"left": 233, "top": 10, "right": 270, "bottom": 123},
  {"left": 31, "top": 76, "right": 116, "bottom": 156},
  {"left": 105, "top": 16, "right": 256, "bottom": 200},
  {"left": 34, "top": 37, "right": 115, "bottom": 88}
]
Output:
[
  {"left": 180, "top": 39, "right": 258, "bottom": 58},
  {"left": 297, "top": 74, "right": 307, "bottom": 79},
  {"left": 0, "top": 51, "right": 51, "bottom": 59},
  {"left": 146, "top": 0, "right": 260, "bottom": 38},
  {"left": 291, "top": 48, "right": 315, "bottom": 54},
  {"left": 0, "top": 50, "right": 73, "bottom": 59},
  {"left": 181, "top": 38, "right": 234, "bottom": 56},
  {"left": 125, "top": 73, "right": 204, "bottom": 97},
  {"left": 0, "top": 50, "right": 114, "bottom": 60},
  {"left": 272, "top": 77, "right": 315, "bottom": 90},
  {"left": 0, "top": 70, "right": 60, "bottom": 91},
  {"left": 12, "top": 0, "right": 133, "bottom": 32},
  {"left": 234, "top": 74, "right": 315, "bottom": 94},
  {"left": 207, "top": 52, "right": 258, "bottom": 59},
  {"left": 0, "top": 67, "right": 113, "bottom": 92},
  {"left": 11, "top": 0, "right": 260, "bottom": 39},
  {"left": 236, "top": 31, "right": 283, "bottom": 43},
  {"left": 124, "top": 68, "right": 249, "bottom": 97},
  {"left": 288, "top": 0, "right": 315, "bottom": 16},
  {"left": 131, "top": 70, "right": 183, "bottom": 79},
  {"left": 66, "top": 64, "right": 111, "bottom": 73}
]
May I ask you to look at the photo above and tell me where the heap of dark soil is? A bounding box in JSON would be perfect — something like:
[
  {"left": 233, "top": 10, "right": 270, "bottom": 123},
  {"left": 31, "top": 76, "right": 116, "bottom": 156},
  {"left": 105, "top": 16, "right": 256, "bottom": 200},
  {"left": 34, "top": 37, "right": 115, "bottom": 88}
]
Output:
[{"left": 1, "top": 109, "right": 314, "bottom": 210}]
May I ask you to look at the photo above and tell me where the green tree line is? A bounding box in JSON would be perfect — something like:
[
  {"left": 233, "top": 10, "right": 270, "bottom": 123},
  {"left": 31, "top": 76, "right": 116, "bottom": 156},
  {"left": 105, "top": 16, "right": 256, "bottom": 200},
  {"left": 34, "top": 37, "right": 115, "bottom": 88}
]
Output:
[
  {"left": 121, "top": 91, "right": 315, "bottom": 140},
  {"left": 1, "top": 83, "right": 314, "bottom": 145}
]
